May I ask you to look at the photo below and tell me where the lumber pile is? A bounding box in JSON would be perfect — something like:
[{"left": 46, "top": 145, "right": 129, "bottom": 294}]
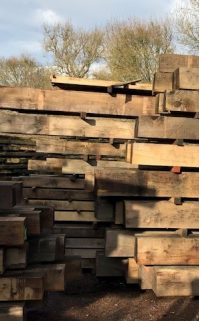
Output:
[
  {"left": 0, "top": 180, "right": 75, "bottom": 320},
  {"left": 0, "top": 53, "right": 199, "bottom": 310}
]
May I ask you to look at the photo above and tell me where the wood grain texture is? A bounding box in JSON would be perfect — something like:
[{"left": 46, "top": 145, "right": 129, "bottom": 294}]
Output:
[
  {"left": 132, "top": 142, "right": 199, "bottom": 167},
  {"left": 166, "top": 90, "right": 199, "bottom": 112},
  {"left": 96, "top": 169, "right": 199, "bottom": 198},
  {"left": 0, "top": 217, "right": 26, "bottom": 246},
  {"left": 138, "top": 115, "right": 199, "bottom": 140},
  {"left": 174, "top": 67, "right": 199, "bottom": 90},
  {"left": 125, "top": 200, "right": 199, "bottom": 229},
  {"left": 0, "top": 87, "right": 156, "bottom": 116},
  {"left": 0, "top": 110, "right": 136, "bottom": 140},
  {"left": 152, "top": 266, "right": 199, "bottom": 297},
  {"left": 159, "top": 54, "right": 199, "bottom": 72},
  {"left": 137, "top": 236, "right": 199, "bottom": 265},
  {"left": 0, "top": 275, "right": 44, "bottom": 301},
  {"left": 105, "top": 229, "right": 135, "bottom": 257}
]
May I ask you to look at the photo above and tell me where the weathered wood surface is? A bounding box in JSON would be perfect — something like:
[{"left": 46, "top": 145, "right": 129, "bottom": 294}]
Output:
[
  {"left": 55, "top": 211, "right": 100, "bottom": 222},
  {"left": 65, "top": 238, "right": 104, "bottom": 249},
  {"left": 96, "top": 169, "right": 199, "bottom": 197},
  {"left": 53, "top": 224, "right": 105, "bottom": 238},
  {"left": 65, "top": 248, "right": 98, "bottom": 259},
  {"left": 28, "top": 236, "right": 65, "bottom": 263},
  {"left": 174, "top": 67, "right": 199, "bottom": 90},
  {"left": 5, "top": 245, "right": 27, "bottom": 270},
  {"left": 153, "top": 72, "right": 173, "bottom": 92},
  {"left": 125, "top": 200, "right": 199, "bottom": 229},
  {"left": 139, "top": 265, "right": 154, "bottom": 290},
  {"left": 51, "top": 75, "right": 152, "bottom": 91},
  {"left": 28, "top": 159, "right": 93, "bottom": 175},
  {"left": 23, "top": 188, "right": 94, "bottom": 200},
  {"left": 0, "top": 217, "right": 26, "bottom": 246},
  {"left": 0, "top": 249, "right": 4, "bottom": 275},
  {"left": 36, "top": 138, "right": 126, "bottom": 157},
  {"left": 0, "top": 182, "right": 22, "bottom": 209},
  {"left": 137, "top": 236, "right": 199, "bottom": 265},
  {"left": 95, "top": 199, "right": 114, "bottom": 222},
  {"left": 26, "top": 264, "right": 67, "bottom": 291},
  {"left": 0, "top": 87, "right": 156, "bottom": 116},
  {"left": 126, "top": 258, "right": 139, "bottom": 284},
  {"left": 15, "top": 175, "right": 85, "bottom": 190},
  {"left": 138, "top": 115, "right": 199, "bottom": 140},
  {"left": 165, "top": 90, "right": 199, "bottom": 112},
  {"left": 29, "top": 199, "right": 94, "bottom": 211},
  {"left": 152, "top": 266, "right": 199, "bottom": 297},
  {"left": 159, "top": 54, "right": 199, "bottom": 72},
  {"left": 131, "top": 143, "right": 199, "bottom": 167},
  {"left": 0, "top": 110, "right": 136, "bottom": 140},
  {"left": 105, "top": 229, "right": 135, "bottom": 257},
  {"left": 0, "top": 303, "right": 25, "bottom": 321},
  {"left": 0, "top": 275, "right": 44, "bottom": 301},
  {"left": 115, "top": 201, "right": 124, "bottom": 225}
]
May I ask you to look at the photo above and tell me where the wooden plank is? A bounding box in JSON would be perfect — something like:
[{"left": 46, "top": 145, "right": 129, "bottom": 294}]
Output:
[
  {"left": 26, "top": 264, "right": 67, "bottom": 292},
  {"left": 36, "top": 138, "right": 126, "bottom": 157},
  {"left": 65, "top": 238, "right": 104, "bottom": 249},
  {"left": 23, "top": 188, "right": 94, "bottom": 200},
  {"left": 55, "top": 211, "right": 98, "bottom": 222},
  {"left": 96, "top": 169, "right": 199, "bottom": 198},
  {"left": 137, "top": 236, "right": 199, "bottom": 265},
  {"left": 15, "top": 175, "right": 85, "bottom": 190},
  {"left": 153, "top": 72, "right": 173, "bottom": 93},
  {"left": 0, "top": 87, "right": 156, "bottom": 116},
  {"left": 0, "top": 182, "right": 22, "bottom": 209},
  {"left": 0, "top": 303, "right": 25, "bottom": 321},
  {"left": 0, "top": 249, "right": 4, "bottom": 275},
  {"left": 139, "top": 265, "right": 154, "bottom": 290},
  {"left": 174, "top": 67, "right": 199, "bottom": 90},
  {"left": 115, "top": 201, "right": 124, "bottom": 225},
  {"left": 0, "top": 110, "right": 136, "bottom": 140},
  {"left": 28, "top": 236, "right": 65, "bottom": 263},
  {"left": 126, "top": 258, "right": 139, "bottom": 284},
  {"left": 152, "top": 266, "right": 199, "bottom": 297},
  {"left": 0, "top": 211, "right": 41, "bottom": 236},
  {"left": 65, "top": 248, "right": 97, "bottom": 259},
  {"left": 96, "top": 252, "right": 126, "bottom": 277},
  {"left": 53, "top": 224, "right": 105, "bottom": 238},
  {"left": 51, "top": 75, "right": 152, "bottom": 91},
  {"left": 97, "top": 160, "right": 135, "bottom": 169},
  {"left": 165, "top": 90, "right": 199, "bottom": 112},
  {"left": 138, "top": 115, "right": 199, "bottom": 140},
  {"left": 95, "top": 199, "right": 114, "bottom": 222},
  {"left": 28, "top": 159, "right": 93, "bottom": 174},
  {"left": 28, "top": 199, "right": 94, "bottom": 211},
  {"left": 0, "top": 217, "right": 26, "bottom": 246},
  {"left": 5, "top": 245, "right": 27, "bottom": 270},
  {"left": 124, "top": 200, "right": 199, "bottom": 229},
  {"left": 125, "top": 200, "right": 199, "bottom": 229},
  {"left": 132, "top": 142, "right": 199, "bottom": 167},
  {"left": 0, "top": 275, "right": 44, "bottom": 301},
  {"left": 105, "top": 229, "right": 135, "bottom": 257},
  {"left": 159, "top": 54, "right": 199, "bottom": 72}
]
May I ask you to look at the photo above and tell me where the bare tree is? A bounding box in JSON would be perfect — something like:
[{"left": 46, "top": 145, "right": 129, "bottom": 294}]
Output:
[
  {"left": 43, "top": 22, "right": 104, "bottom": 78},
  {"left": 175, "top": 0, "right": 199, "bottom": 52},
  {"left": 0, "top": 55, "right": 51, "bottom": 89},
  {"left": 104, "top": 19, "right": 174, "bottom": 82}
]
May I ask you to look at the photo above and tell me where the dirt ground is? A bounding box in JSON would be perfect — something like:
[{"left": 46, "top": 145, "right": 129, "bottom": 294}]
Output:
[{"left": 28, "top": 274, "right": 199, "bottom": 321}]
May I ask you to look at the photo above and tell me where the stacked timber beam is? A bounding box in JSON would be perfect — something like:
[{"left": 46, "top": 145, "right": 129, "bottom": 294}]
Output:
[
  {"left": 0, "top": 180, "right": 76, "bottom": 321},
  {"left": 0, "top": 53, "right": 198, "bottom": 310}
]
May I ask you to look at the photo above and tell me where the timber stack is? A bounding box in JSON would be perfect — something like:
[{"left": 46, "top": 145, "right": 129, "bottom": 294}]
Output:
[{"left": 0, "top": 53, "right": 199, "bottom": 318}]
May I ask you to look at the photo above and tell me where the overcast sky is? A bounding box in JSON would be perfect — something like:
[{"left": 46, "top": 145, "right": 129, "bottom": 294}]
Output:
[{"left": 1, "top": 0, "right": 176, "bottom": 63}]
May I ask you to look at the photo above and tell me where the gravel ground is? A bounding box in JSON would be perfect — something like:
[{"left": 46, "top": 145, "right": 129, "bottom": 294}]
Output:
[{"left": 28, "top": 275, "right": 199, "bottom": 321}]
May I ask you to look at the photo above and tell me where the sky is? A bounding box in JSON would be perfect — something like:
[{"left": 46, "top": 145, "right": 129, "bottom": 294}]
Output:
[{"left": 0, "top": 0, "right": 177, "bottom": 64}]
